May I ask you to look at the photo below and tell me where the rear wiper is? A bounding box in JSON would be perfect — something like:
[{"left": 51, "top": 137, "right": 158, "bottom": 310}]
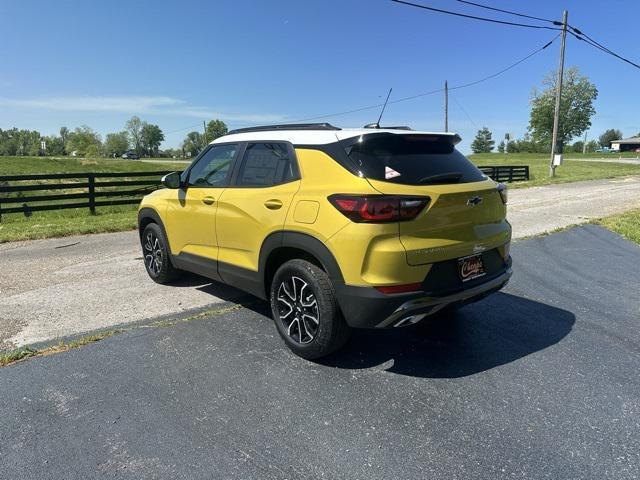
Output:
[{"left": 417, "top": 172, "right": 463, "bottom": 184}]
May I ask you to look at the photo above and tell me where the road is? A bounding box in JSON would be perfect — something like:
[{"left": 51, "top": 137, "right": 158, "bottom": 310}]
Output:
[
  {"left": 508, "top": 175, "right": 640, "bottom": 237},
  {"left": 1, "top": 225, "right": 639, "bottom": 479},
  {"left": 566, "top": 156, "right": 640, "bottom": 165},
  {"left": 1, "top": 176, "right": 639, "bottom": 349}
]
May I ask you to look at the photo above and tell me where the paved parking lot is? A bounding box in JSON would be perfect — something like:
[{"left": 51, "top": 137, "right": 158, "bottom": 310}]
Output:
[{"left": 1, "top": 225, "right": 639, "bottom": 479}]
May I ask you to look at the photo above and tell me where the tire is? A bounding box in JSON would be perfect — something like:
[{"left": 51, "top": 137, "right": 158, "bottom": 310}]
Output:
[
  {"left": 270, "top": 259, "right": 350, "bottom": 360},
  {"left": 141, "top": 223, "right": 180, "bottom": 284}
]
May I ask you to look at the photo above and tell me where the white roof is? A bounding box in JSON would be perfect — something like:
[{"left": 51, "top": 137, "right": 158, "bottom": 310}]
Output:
[{"left": 211, "top": 127, "right": 461, "bottom": 146}]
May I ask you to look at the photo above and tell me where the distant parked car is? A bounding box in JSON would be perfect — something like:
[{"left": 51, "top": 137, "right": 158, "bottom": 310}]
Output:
[
  {"left": 122, "top": 150, "right": 139, "bottom": 160},
  {"left": 594, "top": 147, "right": 614, "bottom": 153}
]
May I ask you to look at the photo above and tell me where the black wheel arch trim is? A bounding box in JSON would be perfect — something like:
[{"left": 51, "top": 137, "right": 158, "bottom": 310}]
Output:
[
  {"left": 259, "top": 231, "right": 345, "bottom": 289},
  {"left": 137, "top": 208, "right": 177, "bottom": 268}
]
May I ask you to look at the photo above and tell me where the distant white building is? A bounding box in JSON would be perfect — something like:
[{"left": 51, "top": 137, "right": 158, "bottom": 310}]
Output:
[{"left": 611, "top": 137, "right": 640, "bottom": 152}]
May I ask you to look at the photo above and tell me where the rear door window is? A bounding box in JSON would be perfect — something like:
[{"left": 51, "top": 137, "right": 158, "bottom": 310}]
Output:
[
  {"left": 235, "top": 143, "right": 297, "bottom": 187},
  {"left": 343, "top": 133, "right": 485, "bottom": 185}
]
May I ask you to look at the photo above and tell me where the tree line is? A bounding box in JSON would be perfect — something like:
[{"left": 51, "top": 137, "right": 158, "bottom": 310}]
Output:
[
  {"left": 0, "top": 118, "right": 229, "bottom": 159},
  {"left": 470, "top": 67, "right": 637, "bottom": 154},
  {"left": 472, "top": 126, "right": 637, "bottom": 154}
]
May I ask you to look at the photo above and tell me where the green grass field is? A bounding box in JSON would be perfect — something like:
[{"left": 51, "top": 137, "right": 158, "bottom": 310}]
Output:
[
  {"left": 596, "top": 208, "right": 640, "bottom": 245},
  {"left": 469, "top": 153, "right": 640, "bottom": 189},
  {"left": 0, "top": 155, "right": 186, "bottom": 175},
  {"left": 1, "top": 153, "right": 640, "bottom": 243},
  {"left": 0, "top": 156, "right": 186, "bottom": 243}
]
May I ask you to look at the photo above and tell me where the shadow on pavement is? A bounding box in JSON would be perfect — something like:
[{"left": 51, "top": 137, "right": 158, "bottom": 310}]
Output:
[
  {"left": 170, "top": 275, "right": 575, "bottom": 380},
  {"left": 319, "top": 292, "right": 575, "bottom": 379}
]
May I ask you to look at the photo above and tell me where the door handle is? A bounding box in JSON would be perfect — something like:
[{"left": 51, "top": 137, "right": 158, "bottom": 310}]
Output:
[
  {"left": 264, "top": 199, "right": 283, "bottom": 210},
  {"left": 202, "top": 196, "right": 215, "bottom": 205}
]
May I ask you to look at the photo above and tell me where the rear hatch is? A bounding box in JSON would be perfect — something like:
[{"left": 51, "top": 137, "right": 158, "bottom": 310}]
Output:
[{"left": 342, "top": 132, "right": 510, "bottom": 265}]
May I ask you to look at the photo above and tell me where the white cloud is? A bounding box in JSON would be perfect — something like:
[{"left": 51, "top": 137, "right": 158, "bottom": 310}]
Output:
[{"left": 0, "top": 95, "right": 285, "bottom": 123}]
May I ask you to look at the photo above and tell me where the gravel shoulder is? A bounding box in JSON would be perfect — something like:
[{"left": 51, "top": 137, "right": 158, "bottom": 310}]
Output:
[{"left": 1, "top": 176, "right": 639, "bottom": 350}]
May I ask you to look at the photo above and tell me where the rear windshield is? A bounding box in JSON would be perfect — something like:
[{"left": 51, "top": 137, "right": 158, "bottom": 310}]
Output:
[{"left": 343, "top": 133, "right": 486, "bottom": 185}]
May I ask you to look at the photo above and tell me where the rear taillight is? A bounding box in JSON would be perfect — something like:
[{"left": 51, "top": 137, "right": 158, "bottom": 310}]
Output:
[
  {"left": 497, "top": 183, "right": 508, "bottom": 204},
  {"left": 328, "top": 195, "right": 429, "bottom": 223}
]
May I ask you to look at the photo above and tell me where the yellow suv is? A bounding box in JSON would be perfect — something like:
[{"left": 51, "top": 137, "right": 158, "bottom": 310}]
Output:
[{"left": 138, "top": 123, "right": 512, "bottom": 358}]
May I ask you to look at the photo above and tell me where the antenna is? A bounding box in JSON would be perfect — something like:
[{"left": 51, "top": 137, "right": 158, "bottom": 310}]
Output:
[{"left": 375, "top": 88, "right": 393, "bottom": 128}]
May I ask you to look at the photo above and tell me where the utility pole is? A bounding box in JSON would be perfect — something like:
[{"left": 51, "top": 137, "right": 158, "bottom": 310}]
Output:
[
  {"left": 582, "top": 130, "right": 588, "bottom": 155},
  {"left": 549, "top": 10, "right": 568, "bottom": 177},
  {"left": 444, "top": 80, "right": 449, "bottom": 132},
  {"left": 202, "top": 120, "right": 208, "bottom": 146}
]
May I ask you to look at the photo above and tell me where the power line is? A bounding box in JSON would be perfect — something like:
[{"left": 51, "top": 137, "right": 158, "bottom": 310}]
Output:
[
  {"left": 450, "top": 93, "right": 478, "bottom": 129},
  {"left": 289, "top": 35, "right": 558, "bottom": 123},
  {"left": 448, "top": 35, "right": 558, "bottom": 91},
  {"left": 164, "top": 123, "right": 202, "bottom": 135},
  {"left": 568, "top": 28, "right": 640, "bottom": 70},
  {"left": 448, "top": 0, "right": 640, "bottom": 71},
  {"left": 391, "top": 0, "right": 561, "bottom": 30},
  {"left": 455, "top": 0, "right": 557, "bottom": 25}
]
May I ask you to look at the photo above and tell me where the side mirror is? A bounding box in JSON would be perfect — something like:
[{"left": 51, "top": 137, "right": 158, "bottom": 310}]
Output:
[{"left": 161, "top": 172, "right": 182, "bottom": 189}]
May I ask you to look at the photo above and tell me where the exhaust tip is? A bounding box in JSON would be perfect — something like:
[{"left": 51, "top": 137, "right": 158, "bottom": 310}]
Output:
[{"left": 393, "top": 314, "right": 427, "bottom": 327}]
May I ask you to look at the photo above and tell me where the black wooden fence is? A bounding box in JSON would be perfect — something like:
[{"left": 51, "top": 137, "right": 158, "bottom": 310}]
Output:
[
  {"left": 0, "top": 171, "right": 174, "bottom": 221},
  {"left": 478, "top": 165, "right": 530, "bottom": 182}
]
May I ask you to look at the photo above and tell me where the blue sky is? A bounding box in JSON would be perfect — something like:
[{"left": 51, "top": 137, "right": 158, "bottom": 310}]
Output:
[{"left": 1, "top": 0, "right": 638, "bottom": 153}]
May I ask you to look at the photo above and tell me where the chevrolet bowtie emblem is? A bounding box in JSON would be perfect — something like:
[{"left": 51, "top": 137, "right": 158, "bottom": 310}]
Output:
[{"left": 467, "top": 196, "right": 483, "bottom": 206}]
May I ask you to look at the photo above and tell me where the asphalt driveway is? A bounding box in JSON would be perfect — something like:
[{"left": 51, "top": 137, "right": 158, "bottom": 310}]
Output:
[{"left": 1, "top": 225, "right": 639, "bottom": 479}]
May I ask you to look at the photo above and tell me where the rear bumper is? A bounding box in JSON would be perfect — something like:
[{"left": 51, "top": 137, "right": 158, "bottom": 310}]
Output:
[{"left": 335, "top": 257, "right": 512, "bottom": 328}]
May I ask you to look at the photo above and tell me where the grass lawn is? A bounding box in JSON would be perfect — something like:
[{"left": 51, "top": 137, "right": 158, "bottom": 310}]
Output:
[
  {"left": 0, "top": 155, "right": 186, "bottom": 175},
  {"left": 0, "top": 205, "right": 139, "bottom": 242},
  {"left": 469, "top": 153, "right": 640, "bottom": 189},
  {"left": 0, "top": 156, "right": 186, "bottom": 243},
  {"left": 595, "top": 208, "right": 640, "bottom": 245}
]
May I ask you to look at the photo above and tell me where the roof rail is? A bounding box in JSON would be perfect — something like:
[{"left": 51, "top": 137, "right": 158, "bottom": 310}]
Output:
[{"left": 227, "top": 123, "right": 341, "bottom": 135}]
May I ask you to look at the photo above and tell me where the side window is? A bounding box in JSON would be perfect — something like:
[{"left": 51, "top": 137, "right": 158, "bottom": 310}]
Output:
[
  {"left": 187, "top": 144, "right": 238, "bottom": 187},
  {"left": 236, "top": 143, "right": 296, "bottom": 187}
]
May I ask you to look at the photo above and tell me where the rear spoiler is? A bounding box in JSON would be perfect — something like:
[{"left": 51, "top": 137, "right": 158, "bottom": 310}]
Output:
[{"left": 341, "top": 131, "right": 462, "bottom": 149}]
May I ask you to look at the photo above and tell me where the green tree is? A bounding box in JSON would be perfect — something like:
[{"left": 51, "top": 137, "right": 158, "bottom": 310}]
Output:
[
  {"left": 44, "top": 135, "right": 66, "bottom": 155},
  {"left": 11, "top": 129, "right": 42, "bottom": 156},
  {"left": 66, "top": 126, "right": 102, "bottom": 157},
  {"left": 529, "top": 66, "right": 598, "bottom": 151},
  {"left": 470, "top": 127, "right": 495, "bottom": 153},
  {"left": 104, "top": 131, "right": 130, "bottom": 157},
  {"left": 182, "top": 131, "right": 204, "bottom": 157},
  {"left": 0, "top": 128, "right": 19, "bottom": 155},
  {"left": 598, "top": 129, "right": 623, "bottom": 148},
  {"left": 205, "top": 119, "right": 228, "bottom": 143},
  {"left": 59, "top": 126, "right": 69, "bottom": 154},
  {"left": 585, "top": 140, "right": 599, "bottom": 153},
  {"left": 125, "top": 116, "right": 144, "bottom": 155},
  {"left": 571, "top": 141, "right": 584, "bottom": 153},
  {"left": 497, "top": 140, "right": 505, "bottom": 153},
  {"left": 141, "top": 123, "right": 164, "bottom": 157}
]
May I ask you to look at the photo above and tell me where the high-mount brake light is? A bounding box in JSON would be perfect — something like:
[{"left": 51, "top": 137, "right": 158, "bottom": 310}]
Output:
[{"left": 328, "top": 195, "right": 429, "bottom": 223}]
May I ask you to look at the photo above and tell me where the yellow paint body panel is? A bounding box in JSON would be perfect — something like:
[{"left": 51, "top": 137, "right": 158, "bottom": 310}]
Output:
[{"left": 216, "top": 181, "right": 300, "bottom": 271}]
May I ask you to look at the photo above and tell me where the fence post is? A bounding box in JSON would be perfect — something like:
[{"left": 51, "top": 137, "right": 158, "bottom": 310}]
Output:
[{"left": 88, "top": 174, "right": 96, "bottom": 215}]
